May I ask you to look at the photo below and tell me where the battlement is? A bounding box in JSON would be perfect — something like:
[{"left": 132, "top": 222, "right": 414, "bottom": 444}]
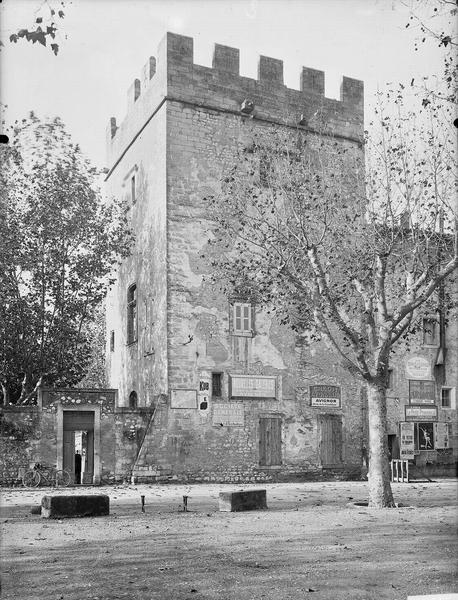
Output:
[{"left": 106, "top": 32, "right": 364, "bottom": 169}]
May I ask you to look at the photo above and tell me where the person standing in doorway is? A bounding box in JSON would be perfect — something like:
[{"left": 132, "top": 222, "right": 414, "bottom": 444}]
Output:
[{"left": 74, "top": 450, "right": 82, "bottom": 484}]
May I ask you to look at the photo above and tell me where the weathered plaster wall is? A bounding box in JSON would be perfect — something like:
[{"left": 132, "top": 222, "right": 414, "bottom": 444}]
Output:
[
  {"left": 0, "top": 407, "right": 40, "bottom": 485},
  {"left": 105, "top": 100, "right": 168, "bottom": 407}
]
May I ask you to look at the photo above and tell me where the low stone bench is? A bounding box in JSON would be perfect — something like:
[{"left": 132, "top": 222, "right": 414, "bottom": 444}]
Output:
[
  {"left": 218, "top": 489, "right": 267, "bottom": 512},
  {"left": 41, "top": 495, "right": 110, "bottom": 519}
]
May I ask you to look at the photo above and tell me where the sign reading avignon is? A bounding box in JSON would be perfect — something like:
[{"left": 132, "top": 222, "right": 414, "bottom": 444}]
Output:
[{"left": 310, "top": 385, "right": 341, "bottom": 408}]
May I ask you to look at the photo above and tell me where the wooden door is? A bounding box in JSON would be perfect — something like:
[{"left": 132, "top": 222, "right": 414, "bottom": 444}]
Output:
[
  {"left": 318, "top": 415, "right": 342, "bottom": 466},
  {"left": 83, "top": 430, "right": 94, "bottom": 484},
  {"left": 259, "top": 417, "right": 282, "bottom": 466},
  {"left": 63, "top": 430, "right": 75, "bottom": 481}
]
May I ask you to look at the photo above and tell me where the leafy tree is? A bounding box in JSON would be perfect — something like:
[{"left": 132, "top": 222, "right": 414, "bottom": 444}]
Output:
[
  {"left": 77, "top": 303, "right": 108, "bottom": 389},
  {"left": 203, "top": 94, "right": 457, "bottom": 507},
  {"left": 0, "top": 113, "right": 132, "bottom": 404},
  {"left": 1, "top": 0, "right": 67, "bottom": 55}
]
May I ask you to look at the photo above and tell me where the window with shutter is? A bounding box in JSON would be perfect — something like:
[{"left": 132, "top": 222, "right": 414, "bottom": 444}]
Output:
[{"left": 231, "top": 302, "right": 254, "bottom": 336}]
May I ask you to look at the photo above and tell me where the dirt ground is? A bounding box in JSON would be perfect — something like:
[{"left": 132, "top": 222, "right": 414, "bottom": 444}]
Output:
[{"left": 1, "top": 479, "right": 457, "bottom": 600}]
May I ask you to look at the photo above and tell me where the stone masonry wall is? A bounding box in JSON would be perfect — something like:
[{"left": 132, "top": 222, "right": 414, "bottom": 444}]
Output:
[
  {"left": 0, "top": 407, "right": 41, "bottom": 485},
  {"left": 105, "top": 33, "right": 366, "bottom": 482},
  {"left": 0, "top": 390, "right": 158, "bottom": 486}
]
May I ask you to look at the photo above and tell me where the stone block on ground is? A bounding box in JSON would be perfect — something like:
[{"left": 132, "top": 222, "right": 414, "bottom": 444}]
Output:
[
  {"left": 41, "top": 495, "right": 109, "bottom": 519},
  {"left": 218, "top": 489, "right": 267, "bottom": 512}
]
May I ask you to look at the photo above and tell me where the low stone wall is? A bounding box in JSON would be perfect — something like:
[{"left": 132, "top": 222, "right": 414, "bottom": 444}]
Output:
[{"left": 0, "top": 408, "right": 40, "bottom": 485}]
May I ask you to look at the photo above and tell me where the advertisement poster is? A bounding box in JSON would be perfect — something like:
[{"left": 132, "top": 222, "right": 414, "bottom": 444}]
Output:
[
  {"left": 399, "top": 422, "right": 415, "bottom": 459},
  {"left": 435, "top": 422, "right": 450, "bottom": 449},
  {"left": 405, "top": 356, "right": 432, "bottom": 380},
  {"left": 418, "top": 422, "right": 435, "bottom": 450}
]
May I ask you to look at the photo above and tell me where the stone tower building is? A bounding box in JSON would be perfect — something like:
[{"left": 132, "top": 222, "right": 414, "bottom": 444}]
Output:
[{"left": 104, "top": 32, "right": 366, "bottom": 482}]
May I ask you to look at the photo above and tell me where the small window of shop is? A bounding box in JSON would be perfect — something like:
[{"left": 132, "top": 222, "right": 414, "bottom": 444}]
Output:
[
  {"left": 414, "top": 422, "right": 435, "bottom": 451},
  {"left": 212, "top": 373, "right": 222, "bottom": 397},
  {"left": 441, "top": 388, "right": 455, "bottom": 409}
]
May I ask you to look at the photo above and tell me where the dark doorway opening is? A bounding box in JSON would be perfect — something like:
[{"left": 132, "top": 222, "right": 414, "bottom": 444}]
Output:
[
  {"left": 388, "top": 434, "right": 400, "bottom": 461},
  {"left": 63, "top": 411, "right": 95, "bottom": 484}
]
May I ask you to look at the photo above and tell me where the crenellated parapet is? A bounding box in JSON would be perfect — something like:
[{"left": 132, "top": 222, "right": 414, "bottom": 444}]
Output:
[{"left": 106, "top": 32, "right": 364, "bottom": 170}]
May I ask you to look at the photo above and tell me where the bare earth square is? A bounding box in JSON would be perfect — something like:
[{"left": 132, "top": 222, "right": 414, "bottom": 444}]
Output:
[{"left": 1, "top": 480, "right": 457, "bottom": 600}]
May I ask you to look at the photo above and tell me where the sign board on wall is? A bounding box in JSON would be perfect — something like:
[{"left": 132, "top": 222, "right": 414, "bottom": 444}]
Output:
[
  {"left": 409, "top": 380, "right": 436, "bottom": 404},
  {"left": 310, "top": 385, "right": 341, "bottom": 408},
  {"left": 399, "top": 422, "right": 415, "bottom": 459},
  {"left": 198, "top": 373, "right": 211, "bottom": 413},
  {"left": 170, "top": 389, "right": 197, "bottom": 409},
  {"left": 405, "top": 405, "right": 438, "bottom": 422},
  {"left": 212, "top": 403, "right": 244, "bottom": 426},
  {"left": 405, "top": 356, "right": 432, "bottom": 380},
  {"left": 435, "top": 422, "right": 449, "bottom": 449},
  {"left": 229, "top": 375, "right": 277, "bottom": 399}
]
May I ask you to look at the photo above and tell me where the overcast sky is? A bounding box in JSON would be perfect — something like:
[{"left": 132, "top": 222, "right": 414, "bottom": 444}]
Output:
[{"left": 0, "top": 0, "right": 448, "bottom": 168}]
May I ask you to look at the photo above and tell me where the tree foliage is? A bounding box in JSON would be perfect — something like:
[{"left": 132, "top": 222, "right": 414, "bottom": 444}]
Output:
[
  {"left": 403, "top": 0, "right": 457, "bottom": 107},
  {"left": 203, "top": 92, "right": 456, "bottom": 506},
  {"left": 206, "top": 104, "right": 456, "bottom": 382},
  {"left": 0, "top": 113, "right": 132, "bottom": 404},
  {"left": 3, "top": 0, "right": 67, "bottom": 55}
]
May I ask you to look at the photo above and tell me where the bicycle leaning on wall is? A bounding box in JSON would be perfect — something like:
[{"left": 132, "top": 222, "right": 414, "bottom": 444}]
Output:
[{"left": 22, "top": 463, "right": 71, "bottom": 488}]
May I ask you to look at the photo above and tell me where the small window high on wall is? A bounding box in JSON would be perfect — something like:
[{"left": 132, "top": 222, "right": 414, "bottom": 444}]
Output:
[
  {"left": 129, "top": 391, "right": 138, "bottom": 409},
  {"left": 131, "top": 175, "right": 136, "bottom": 204},
  {"left": 127, "top": 284, "right": 137, "bottom": 344}
]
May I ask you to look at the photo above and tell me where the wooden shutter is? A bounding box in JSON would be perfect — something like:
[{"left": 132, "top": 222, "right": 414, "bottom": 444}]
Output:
[
  {"left": 235, "top": 304, "right": 242, "bottom": 331},
  {"left": 242, "top": 304, "right": 250, "bottom": 331},
  {"left": 318, "top": 415, "right": 342, "bottom": 466},
  {"left": 63, "top": 430, "right": 75, "bottom": 480},
  {"left": 259, "top": 417, "right": 282, "bottom": 466}
]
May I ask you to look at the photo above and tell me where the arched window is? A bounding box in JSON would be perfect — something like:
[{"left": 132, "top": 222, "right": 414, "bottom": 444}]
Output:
[
  {"left": 127, "top": 284, "right": 137, "bottom": 344},
  {"left": 129, "top": 391, "right": 138, "bottom": 409}
]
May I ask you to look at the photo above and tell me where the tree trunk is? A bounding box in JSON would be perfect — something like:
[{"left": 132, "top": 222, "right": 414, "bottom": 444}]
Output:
[
  {"left": 17, "top": 372, "right": 30, "bottom": 404},
  {"left": 0, "top": 381, "right": 9, "bottom": 405},
  {"left": 366, "top": 381, "right": 395, "bottom": 508}
]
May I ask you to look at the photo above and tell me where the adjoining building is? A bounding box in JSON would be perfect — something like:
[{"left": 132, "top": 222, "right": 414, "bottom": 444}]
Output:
[{"left": 1, "top": 33, "right": 456, "bottom": 485}]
